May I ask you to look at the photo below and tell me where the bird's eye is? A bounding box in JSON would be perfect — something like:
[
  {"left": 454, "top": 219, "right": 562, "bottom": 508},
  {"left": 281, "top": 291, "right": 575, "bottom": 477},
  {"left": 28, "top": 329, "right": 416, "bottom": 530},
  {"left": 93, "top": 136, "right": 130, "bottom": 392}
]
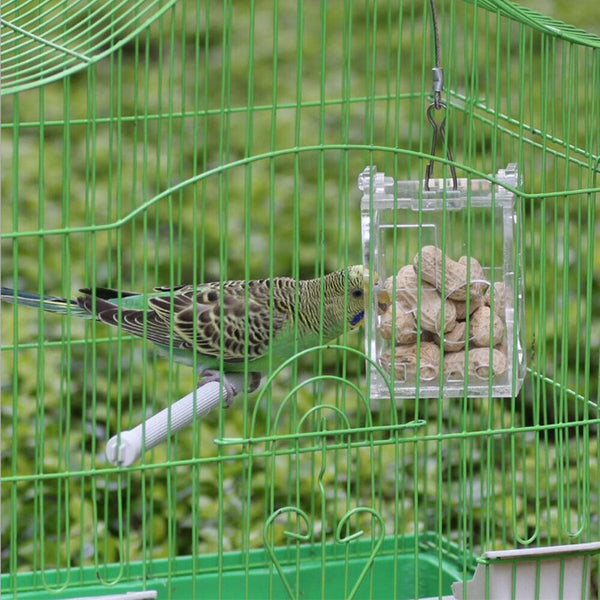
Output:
[{"left": 351, "top": 289, "right": 363, "bottom": 299}]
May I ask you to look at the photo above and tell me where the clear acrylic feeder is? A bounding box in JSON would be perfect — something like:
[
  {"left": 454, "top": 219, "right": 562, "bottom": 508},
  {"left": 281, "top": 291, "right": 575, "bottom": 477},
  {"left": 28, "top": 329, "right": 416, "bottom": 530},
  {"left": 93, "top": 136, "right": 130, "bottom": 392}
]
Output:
[{"left": 360, "top": 164, "right": 526, "bottom": 398}]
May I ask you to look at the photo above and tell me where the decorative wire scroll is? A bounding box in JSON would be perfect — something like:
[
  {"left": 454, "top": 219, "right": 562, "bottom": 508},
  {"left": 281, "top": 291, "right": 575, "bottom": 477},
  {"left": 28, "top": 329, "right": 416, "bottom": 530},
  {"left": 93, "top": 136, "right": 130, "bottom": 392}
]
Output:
[{"left": 424, "top": 0, "right": 458, "bottom": 191}]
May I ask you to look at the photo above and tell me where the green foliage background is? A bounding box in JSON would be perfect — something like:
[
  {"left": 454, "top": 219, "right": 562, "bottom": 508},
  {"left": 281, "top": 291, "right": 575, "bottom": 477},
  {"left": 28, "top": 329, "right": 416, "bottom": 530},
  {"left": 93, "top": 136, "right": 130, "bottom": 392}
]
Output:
[{"left": 1, "top": 0, "right": 599, "bottom": 591}]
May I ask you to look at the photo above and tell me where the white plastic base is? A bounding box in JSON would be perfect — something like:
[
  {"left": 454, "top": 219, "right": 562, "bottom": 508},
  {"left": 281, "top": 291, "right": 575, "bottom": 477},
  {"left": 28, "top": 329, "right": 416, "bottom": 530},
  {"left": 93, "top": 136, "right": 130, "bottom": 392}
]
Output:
[
  {"left": 78, "top": 592, "right": 157, "bottom": 600},
  {"left": 105, "top": 373, "right": 246, "bottom": 467},
  {"left": 448, "top": 542, "right": 600, "bottom": 600}
]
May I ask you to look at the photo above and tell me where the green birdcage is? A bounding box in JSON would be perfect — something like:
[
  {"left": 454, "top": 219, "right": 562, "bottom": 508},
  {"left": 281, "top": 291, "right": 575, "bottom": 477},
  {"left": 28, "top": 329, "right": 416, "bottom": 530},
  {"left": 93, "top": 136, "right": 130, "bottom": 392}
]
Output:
[{"left": 1, "top": 0, "right": 599, "bottom": 599}]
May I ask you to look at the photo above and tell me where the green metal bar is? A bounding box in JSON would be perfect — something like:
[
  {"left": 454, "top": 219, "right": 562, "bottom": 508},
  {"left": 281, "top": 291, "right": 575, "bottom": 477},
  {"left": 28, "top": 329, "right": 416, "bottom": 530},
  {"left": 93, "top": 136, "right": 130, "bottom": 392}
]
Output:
[
  {"left": 3, "top": 411, "right": 599, "bottom": 486},
  {"left": 0, "top": 17, "right": 92, "bottom": 61}
]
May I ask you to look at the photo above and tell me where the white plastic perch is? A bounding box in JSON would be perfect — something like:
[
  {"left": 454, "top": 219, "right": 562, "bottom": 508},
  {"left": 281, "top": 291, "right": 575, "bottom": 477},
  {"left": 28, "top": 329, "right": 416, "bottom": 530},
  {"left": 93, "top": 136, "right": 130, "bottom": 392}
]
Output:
[{"left": 105, "top": 372, "right": 250, "bottom": 467}]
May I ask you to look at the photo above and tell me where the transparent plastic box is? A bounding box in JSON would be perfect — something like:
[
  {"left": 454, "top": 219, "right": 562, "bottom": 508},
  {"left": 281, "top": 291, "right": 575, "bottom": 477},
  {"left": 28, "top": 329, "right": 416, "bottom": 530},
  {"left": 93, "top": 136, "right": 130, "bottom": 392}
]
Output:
[{"left": 360, "top": 164, "right": 526, "bottom": 398}]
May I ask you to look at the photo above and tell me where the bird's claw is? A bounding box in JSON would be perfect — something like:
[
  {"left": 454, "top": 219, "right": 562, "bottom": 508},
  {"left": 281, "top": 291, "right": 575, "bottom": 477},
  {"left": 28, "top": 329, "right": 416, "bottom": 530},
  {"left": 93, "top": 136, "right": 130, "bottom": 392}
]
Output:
[
  {"left": 198, "top": 370, "right": 235, "bottom": 408},
  {"left": 197, "top": 370, "right": 262, "bottom": 407}
]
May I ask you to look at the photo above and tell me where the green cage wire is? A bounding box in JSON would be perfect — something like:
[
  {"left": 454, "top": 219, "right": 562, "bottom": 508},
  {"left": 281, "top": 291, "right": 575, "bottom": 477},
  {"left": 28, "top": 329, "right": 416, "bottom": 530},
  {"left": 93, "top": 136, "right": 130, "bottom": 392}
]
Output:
[{"left": 1, "top": 0, "right": 599, "bottom": 599}]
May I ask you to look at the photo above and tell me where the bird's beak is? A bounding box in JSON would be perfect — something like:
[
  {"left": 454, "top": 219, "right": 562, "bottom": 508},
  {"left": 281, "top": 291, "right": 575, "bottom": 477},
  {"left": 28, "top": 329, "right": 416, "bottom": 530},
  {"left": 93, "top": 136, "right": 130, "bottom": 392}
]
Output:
[
  {"left": 364, "top": 269, "right": 391, "bottom": 316},
  {"left": 375, "top": 287, "right": 391, "bottom": 315}
]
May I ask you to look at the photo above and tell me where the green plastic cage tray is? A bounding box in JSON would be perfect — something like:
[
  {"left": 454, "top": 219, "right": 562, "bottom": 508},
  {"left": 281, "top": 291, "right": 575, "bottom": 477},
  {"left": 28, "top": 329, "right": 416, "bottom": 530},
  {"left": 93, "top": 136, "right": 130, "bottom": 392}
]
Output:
[{"left": 0, "top": 534, "right": 473, "bottom": 599}]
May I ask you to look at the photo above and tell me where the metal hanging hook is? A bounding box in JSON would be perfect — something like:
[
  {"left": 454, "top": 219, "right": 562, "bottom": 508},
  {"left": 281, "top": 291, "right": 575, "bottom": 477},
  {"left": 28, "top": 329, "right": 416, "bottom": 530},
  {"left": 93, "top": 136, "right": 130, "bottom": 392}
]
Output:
[
  {"left": 424, "top": 0, "right": 458, "bottom": 191},
  {"left": 424, "top": 101, "right": 458, "bottom": 191}
]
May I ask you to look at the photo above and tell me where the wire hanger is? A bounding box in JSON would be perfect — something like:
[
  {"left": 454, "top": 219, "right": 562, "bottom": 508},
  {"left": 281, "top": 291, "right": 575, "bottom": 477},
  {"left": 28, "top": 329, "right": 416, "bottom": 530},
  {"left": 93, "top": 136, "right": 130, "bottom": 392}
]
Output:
[{"left": 424, "top": 0, "right": 458, "bottom": 191}]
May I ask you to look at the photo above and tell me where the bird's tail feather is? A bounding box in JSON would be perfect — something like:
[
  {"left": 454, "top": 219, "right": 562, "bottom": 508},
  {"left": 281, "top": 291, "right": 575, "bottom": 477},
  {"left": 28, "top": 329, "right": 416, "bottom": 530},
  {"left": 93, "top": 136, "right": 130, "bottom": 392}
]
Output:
[{"left": 0, "top": 287, "right": 91, "bottom": 318}]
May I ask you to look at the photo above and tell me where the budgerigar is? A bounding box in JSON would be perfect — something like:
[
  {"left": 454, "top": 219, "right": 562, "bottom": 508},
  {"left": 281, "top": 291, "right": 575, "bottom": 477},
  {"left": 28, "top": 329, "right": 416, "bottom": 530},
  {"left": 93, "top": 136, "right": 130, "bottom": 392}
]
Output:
[{"left": 1, "top": 266, "right": 389, "bottom": 389}]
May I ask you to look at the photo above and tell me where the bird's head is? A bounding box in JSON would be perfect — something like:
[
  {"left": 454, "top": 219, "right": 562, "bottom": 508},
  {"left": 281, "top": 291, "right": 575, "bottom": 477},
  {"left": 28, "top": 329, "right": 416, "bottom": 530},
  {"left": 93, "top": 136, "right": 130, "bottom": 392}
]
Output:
[{"left": 343, "top": 265, "right": 391, "bottom": 329}]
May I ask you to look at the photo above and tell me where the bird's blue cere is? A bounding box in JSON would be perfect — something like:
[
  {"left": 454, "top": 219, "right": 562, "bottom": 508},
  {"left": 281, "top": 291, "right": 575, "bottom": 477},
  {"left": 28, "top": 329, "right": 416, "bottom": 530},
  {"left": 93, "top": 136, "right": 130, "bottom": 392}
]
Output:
[{"left": 351, "top": 310, "right": 365, "bottom": 326}]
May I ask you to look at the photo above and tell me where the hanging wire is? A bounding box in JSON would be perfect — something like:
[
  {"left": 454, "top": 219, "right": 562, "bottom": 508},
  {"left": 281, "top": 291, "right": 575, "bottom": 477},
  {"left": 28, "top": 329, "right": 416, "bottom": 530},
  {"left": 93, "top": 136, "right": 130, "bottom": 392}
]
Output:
[{"left": 424, "top": 0, "right": 458, "bottom": 191}]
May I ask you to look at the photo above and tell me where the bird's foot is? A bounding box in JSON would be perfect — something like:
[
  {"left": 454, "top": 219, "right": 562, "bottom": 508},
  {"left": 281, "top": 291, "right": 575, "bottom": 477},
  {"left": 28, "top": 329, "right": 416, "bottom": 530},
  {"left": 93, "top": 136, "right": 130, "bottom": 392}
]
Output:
[
  {"left": 197, "top": 370, "right": 235, "bottom": 408},
  {"left": 197, "top": 370, "right": 262, "bottom": 407}
]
